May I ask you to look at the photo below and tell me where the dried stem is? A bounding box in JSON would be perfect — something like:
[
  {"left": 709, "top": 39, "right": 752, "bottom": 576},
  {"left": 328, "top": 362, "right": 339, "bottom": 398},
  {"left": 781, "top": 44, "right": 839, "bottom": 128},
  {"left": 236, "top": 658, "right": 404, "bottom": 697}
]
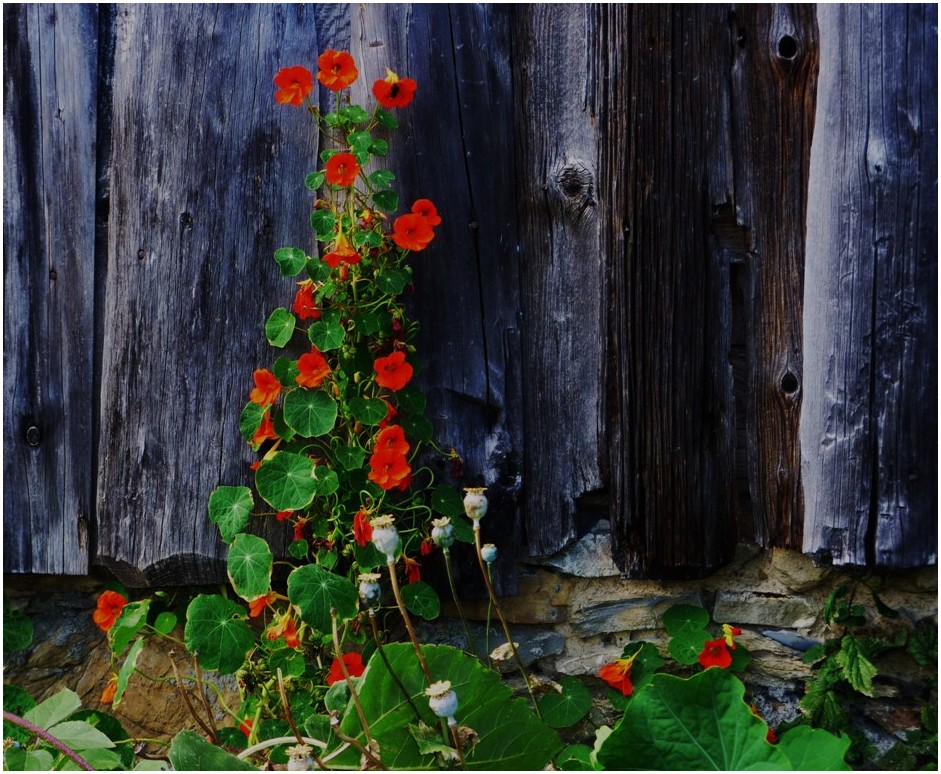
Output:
[
  {"left": 169, "top": 654, "right": 217, "bottom": 740},
  {"left": 331, "top": 610, "right": 375, "bottom": 750},
  {"left": 369, "top": 610, "right": 422, "bottom": 717},
  {"left": 192, "top": 657, "right": 219, "bottom": 742},
  {"left": 385, "top": 558, "right": 433, "bottom": 684},
  {"left": 2, "top": 711, "right": 94, "bottom": 771},
  {"left": 330, "top": 716, "right": 388, "bottom": 770},
  {"left": 449, "top": 721, "right": 468, "bottom": 770},
  {"left": 443, "top": 548, "right": 477, "bottom": 657},
  {"left": 277, "top": 667, "right": 331, "bottom": 770}
]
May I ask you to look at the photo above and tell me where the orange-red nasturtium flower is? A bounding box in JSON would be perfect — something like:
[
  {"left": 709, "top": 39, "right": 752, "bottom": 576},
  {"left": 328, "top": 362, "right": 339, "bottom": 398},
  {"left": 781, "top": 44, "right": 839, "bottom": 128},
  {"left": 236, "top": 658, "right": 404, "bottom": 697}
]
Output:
[
  {"left": 293, "top": 518, "right": 308, "bottom": 543},
  {"left": 274, "top": 65, "right": 314, "bottom": 106},
  {"left": 392, "top": 213, "right": 435, "bottom": 252},
  {"left": 750, "top": 705, "right": 777, "bottom": 743},
  {"left": 698, "top": 637, "right": 733, "bottom": 669},
  {"left": 249, "top": 368, "right": 281, "bottom": 406},
  {"left": 353, "top": 508, "right": 373, "bottom": 547},
  {"left": 100, "top": 675, "right": 118, "bottom": 704},
  {"left": 293, "top": 281, "right": 321, "bottom": 321},
  {"left": 324, "top": 152, "right": 360, "bottom": 188},
  {"left": 411, "top": 198, "right": 442, "bottom": 226},
  {"left": 402, "top": 555, "right": 421, "bottom": 584},
  {"left": 322, "top": 233, "right": 361, "bottom": 268},
  {"left": 317, "top": 50, "right": 358, "bottom": 91},
  {"left": 326, "top": 652, "right": 365, "bottom": 685},
  {"left": 368, "top": 449, "right": 412, "bottom": 490},
  {"left": 248, "top": 591, "right": 277, "bottom": 618},
  {"left": 93, "top": 590, "right": 128, "bottom": 633},
  {"left": 276, "top": 510, "right": 293, "bottom": 522},
  {"left": 252, "top": 411, "right": 278, "bottom": 446},
  {"left": 722, "top": 623, "right": 742, "bottom": 649},
  {"left": 420, "top": 538, "right": 435, "bottom": 557},
  {"left": 239, "top": 718, "right": 253, "bottom": 737},
  {"left": 377, "top": 400, "right": 398, "bottom": 429},
  {"left": 296, "top": 348, "right": 332, "bottom": 389},
  {"left": 372, "top": 68, "right": 418, "bottom": 109},
  {"left": 374, "top": 350, "right": 414, "bottom": 391},
  {"left": 598, "top": 653, "right": 637, "bottom": 696},
  {"left": 266, "top": 614, "right": 301, "bottom": 649},
  {"left": 374, "top": 425, "right": 410, "bottom": 457}
]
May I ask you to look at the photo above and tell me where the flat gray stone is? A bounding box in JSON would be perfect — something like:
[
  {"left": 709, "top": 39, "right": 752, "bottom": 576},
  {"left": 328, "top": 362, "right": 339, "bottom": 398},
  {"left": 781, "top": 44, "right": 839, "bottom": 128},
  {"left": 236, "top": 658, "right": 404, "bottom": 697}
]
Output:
[
  {"left": 571, "top": 593, "right": 704, "bottom": 636},
  {"left": 714, "top": 591, "right": 817, "bottom": 629}
]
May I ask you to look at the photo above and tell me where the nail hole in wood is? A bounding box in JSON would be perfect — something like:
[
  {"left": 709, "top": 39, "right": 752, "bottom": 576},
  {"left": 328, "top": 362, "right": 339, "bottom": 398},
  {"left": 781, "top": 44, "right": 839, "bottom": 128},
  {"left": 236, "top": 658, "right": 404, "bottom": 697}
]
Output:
[
  {"left": 780, "top": 371, "right": 799, "bottom": 394},
  {"left": 25, "top": 425, "right": 41, "bottom": 447},
  {"left": 777, "top": 35, "right": 798, "bottom": 59}
]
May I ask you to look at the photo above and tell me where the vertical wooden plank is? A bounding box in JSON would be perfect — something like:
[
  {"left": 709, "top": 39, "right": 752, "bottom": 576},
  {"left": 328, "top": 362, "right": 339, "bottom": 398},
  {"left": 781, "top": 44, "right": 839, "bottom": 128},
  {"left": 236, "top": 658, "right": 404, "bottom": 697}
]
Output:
[
  {"left": 802, "top": 5, "right": 937, "bottom": 567},
  {"left": 605, "top": 5, "right": 739, "bottom": 578},
  {"left": 95, "top": 5, "right": 320, "bottom": 585},
  {"left": 730, "top": 5, "right": 819, "bottom": 549},
  {"left": 350, "top": 4, "right": 523, "bottom": 592},
  {"left": 513, "top": 5, "right": 605, "bottom": 558},
  {"left": 3, "top": 4, "right": 97, "bottom": 574}
]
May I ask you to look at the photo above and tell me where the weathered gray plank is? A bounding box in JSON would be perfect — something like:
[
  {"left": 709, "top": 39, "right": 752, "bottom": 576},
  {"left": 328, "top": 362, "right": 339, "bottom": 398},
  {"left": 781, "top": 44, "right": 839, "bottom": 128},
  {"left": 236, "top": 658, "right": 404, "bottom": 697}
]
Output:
[
  {"left": 801, "top": 5, "right": 937, "bottom": 567},
  {"left": 95, "top": 5, "right": 321, "bottom": 585},
  {"left": 513, "top": 5, "right": 605, "bottom": 558},
  {"left": 3, "top": 4, "right": 97, "bottom": 574},
  {"left": 730, "top": 5, "right": 819, "bottom": 549}
]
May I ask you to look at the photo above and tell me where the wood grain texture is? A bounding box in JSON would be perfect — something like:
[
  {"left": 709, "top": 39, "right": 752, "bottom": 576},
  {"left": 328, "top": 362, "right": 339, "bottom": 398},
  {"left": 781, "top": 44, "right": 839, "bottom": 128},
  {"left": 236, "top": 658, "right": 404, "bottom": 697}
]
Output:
[
  {"left": 513, "top": 5, "right": 606, "bottom": 558},
  {"left": 801, "top": 5, "right": 937, "bottom": 567},
  {"left": 350, "top": 4, "right": 523, "bottom": 593},
  {"left": 730, "top": 5, "right": 818, "bottom": 549},
  {"left": 3, "top": 4, "right": 97, "bottom": 574},
  {"left": 605, "top": 5, "right": 739, "bottom": 578},
  {"left": 95, "top": 5, "right": 321, "bottom": 585}
]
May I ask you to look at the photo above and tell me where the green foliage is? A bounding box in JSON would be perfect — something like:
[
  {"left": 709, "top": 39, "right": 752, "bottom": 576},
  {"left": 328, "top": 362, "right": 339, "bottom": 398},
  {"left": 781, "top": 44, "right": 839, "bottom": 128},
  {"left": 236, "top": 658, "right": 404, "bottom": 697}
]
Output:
[
  {"left": 207, "top": 486, "right": 253, "bottom": 543},
  {"left": 401, "top": 580, "right": 441, "bottom": 620},
  {"left": 662, "top": 604, "right": 711, "bottom": 665},
  {"left": 287, "top": 563, "right": 358, "bottom": 634},
  {"left": 168, "top": 730, "right": 255, "bottom": 771},
  {"left": 538, "top": 676, "right": 593, "bottom": 729},
  {"left": 3, "top": 604, "right": 33, "bottom": 652},
  {"left": 184, "top": 594, "right": 254, "bottom": 674},
  {"left": 264, "top": 307, "right": 296, "bottom": 347},
  {"left": 227, "top": 533, "right": 273, "bottom": 601}
]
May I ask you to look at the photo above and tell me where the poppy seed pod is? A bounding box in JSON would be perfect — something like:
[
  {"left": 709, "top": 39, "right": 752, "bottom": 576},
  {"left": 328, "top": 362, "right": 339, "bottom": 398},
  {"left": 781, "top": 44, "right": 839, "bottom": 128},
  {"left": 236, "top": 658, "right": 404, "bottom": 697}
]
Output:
[
  {"left": 370, "top": 514, "right": 400, "bottom": 561},
  {"left": 425, "top": 680, "right": 459, "bottom": 723},
  {"left": 431, "top": 516, "right": 455, "bottom": 549},
  {"left": 481, "top": 543, "right": 498, "bottom": 564},
  {"left": 463, "top": 487, "right": 488, "bottom": 522},
  {"left": 358, "top": 573, "right": 382, "bottom": 606}
]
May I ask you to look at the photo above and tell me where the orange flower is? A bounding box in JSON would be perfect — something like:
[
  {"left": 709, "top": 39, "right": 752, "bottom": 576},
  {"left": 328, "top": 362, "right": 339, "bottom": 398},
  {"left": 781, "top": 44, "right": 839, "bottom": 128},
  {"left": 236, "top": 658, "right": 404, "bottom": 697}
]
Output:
[
  {"left": 324, "top": 152, "right": 360, "bottom": 188},
  {"left": 293, "top": 282, "right": 321, "bottom": 321},
  {"left": 317, "top": 50, "right": 358, "bottom": 91},
  {"left": 374, "top": 425, "right": 409, "bottom": 457},
  {"left": 698, "top": 637, "right": 733, "bottom": 669},
  {"left": 293, "top": 518, "right": 308, "bottom": 543},
  {"left": 420, "top": 538, "right": 435, "bottom": 556},
  {"left": 326, "top": 652, "right": 365, "bottom": 685},
  {"left": 274, "top": 65, "right": 314, "bottom": 106},
  {"left": 322, "top": 233, "right": 361, "bottom": 268},
  {"left": 402, "top": 555, "right": 421, "bottom": 584},
  {"left": 252, "top": 412, "right": 278, "bottom": 446},
  {"left": 411, "top": 198, "right": 441, "bottom": 226},
  {"left": 750, "top": 705, "right": 777, "bottom": 744},
  {"left": 598, "top": 654, "right": 637, "bottom": 696},
  {"left": 239, "top": 718, "right": 254, "bottom": 737},
  {"left": 248, "top": 592, "right": 276, "bottom": 618},
  {"left": 392, "top": 213, "right": 435, "bottom": 252},
  {"left": 100, "top": 675, "right": 118, "bottom": 704},
  {"left": 368, "top": 449, "right": 412, "bottom": 490},
  {"left": 353, "top": 508, "right": 373, "bottom": 547},
  {"left": 372, "top": 68, "right": 417, "bottom": 109},
  {"left": 296, "top": 348, "right": 332, "bottom": 388},
  {"left": 266, "top": 614, "right": 301, "bottom": 649},
  {"left": 249, "top": 369, "right": 281, "bottom": 406},
  {"left": 722, "top": 623, "right": 742, "bottom": 649},
  {"left": 93, "top": 590, "right": 128, "bottom": 633},
  {"left": 374, "top": 350, "right": 413, "bottom": 391}
]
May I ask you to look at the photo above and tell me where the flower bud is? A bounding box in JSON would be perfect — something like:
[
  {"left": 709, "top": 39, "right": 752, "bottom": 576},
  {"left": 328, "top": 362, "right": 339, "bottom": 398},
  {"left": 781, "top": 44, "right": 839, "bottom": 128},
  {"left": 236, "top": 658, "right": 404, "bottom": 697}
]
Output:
[
  {"left": 431, "top": 517, "right": 455, "bottom": 549},
  {"left": 358, "top": 572, "right": 382, "bottom": 606},
  {"left": 481, "top": 543, "right": 498, "bottom": 564},
  {"left": 463, "top": 487, "right": 488, "bottom": 522},
  {"left": 370, "top": 514, "right": 400, "bottom": 562},
  {"left": 425, "top": 680, "right": 459, "bottom": 723}
]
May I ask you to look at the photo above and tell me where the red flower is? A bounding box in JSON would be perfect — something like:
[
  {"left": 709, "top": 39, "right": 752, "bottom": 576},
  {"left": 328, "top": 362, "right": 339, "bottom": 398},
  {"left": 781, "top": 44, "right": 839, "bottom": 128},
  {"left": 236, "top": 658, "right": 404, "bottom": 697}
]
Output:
[
  {"left": 276, "top": 510, "right": 293, "bottom": 522},
  {"left": 317, "top": 50, "right": 358, "bottom": 91},
  {"left": 293, "top": 518, "right": 309, "bottom": 543},
  {"left": 252, "top": 412, "right": 278, "bottom": 446},
  {"left": 353, "top": 508, "right": 373, "bottom": 547},
  {"left": 325, "top": 153, "right": 360, "bottom": 187},
  {"left": 420, "top": 538, "right": 435, "bottom": 557},
  {"left": 249, "top": 461, "right": 262, "bottom": 471},
  {"left": 367, "top": 449, "right": 412, "bottom": 490},
  {"left": 274, "top": 65, "right": 314, "bottom": 106},
  {"left": 598, "top": 654, "right": 637, "bottom": 696},
  {"left": 402, "top": 555, "right": 421, "bottom": 584},
  {"left": 266, "top": 614, "right": 301, "bottom": 649},
  {"left": 392, "top": 213, "right": 435, "bottom": 252},
  {"left": 293, "top": 282, "right": 321, "bottom": 321},
  {"left": 326, "top": 652, "right": 365, "bottom": 685},
  {"left": 374, "top": 425, "right": 410, "bottom": 457},
  {"left": 374, "top": 350, "right": 414, "bottom": 391},
  {"left": 411, "top": 199, "right": 441, "bottom": 226},
  {"left": 93, "top": 590, "right": 128, "bottom": 633},
  {"left": 101, "top": 675, "right": 118, "bottom": 705},
  {"left": 722, "top": 623, "right": 742, "bottom": 649},
  {"left": 698, "top": 637, "right": 733, "bottom": 669},
  {"left": 377, "top": 400, "right": 398, "bottom": 429},
  {"left": 372, "top": 69, "right": 417, "bottom": 109},
  {"left": 249, "top": 369, "right": 281, "bottom": 406},
  {"left": 322, "top": 233, "right": 361, "bottom": 268},
  {"left": 239, "top": 718, "right": 254, "bottom": 737},
  {"left": 296, "top": 348, "right": 332, "bottom": 389},
  {"left": 750, "top": 705, "right": 777, "bottom": 744},
  {"left": 248, "top": 592, "right": 276, "bottom": 618}
]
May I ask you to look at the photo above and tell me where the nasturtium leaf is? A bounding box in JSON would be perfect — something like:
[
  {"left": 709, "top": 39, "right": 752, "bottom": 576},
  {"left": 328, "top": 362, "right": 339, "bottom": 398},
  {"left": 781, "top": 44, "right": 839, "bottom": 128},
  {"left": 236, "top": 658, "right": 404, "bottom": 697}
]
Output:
[
  {"left": 334, "top": 445, "right": 366, "bottom": 471},
  {"left": 314, "top": 466, "right": 340, "bottom": 496},
  {"left": 597, "top": 669, "right": 790, "bottom": 771},
  {"left": 288, "top": 539, "right": 309, "bottom": 560},
  {"left": 288, "top": 564, "right": 358, "bottom": 634},
  {"left": 239, "top": 402, "right": 264, "bottom": 444},
  {"left": 776, "top": 724, "right": 851, "bottom": 770},
  {"left": 368, "top": 169, "right": 395, "bottom": 190},
  {"left": 401, "top": 582, "right": 440, "bottom": 621},
  {"left": 396, "top": 386, "right": 426, "bottom": 415},
  {"left": 306, "top": 257, "right": 331, "bottom": 282},
  {"left": 320, "top": 147, "right": 339, "bottom": 162},
  {"left": 4, "top": 749, "right": 54, "bottom": 771},
  {"left": 46, "top": 720, "right": 115, "bottom": 750},
  {"left": 339, "top": 105, "right": 370, "bottom": 123},
  {"left": 3, "top": 685, "right": 36, "bottom": 744},
  {"left": 537, "top": 677, "right": 592, "bottom": 729},
  {"left": 169, "top": 729, "right": 256, "bottom": 771},
  {"left": 375, "top": 107, "right": 399, "bottom": 129},
  {"left": 305, "top": 171, "right": 325, "bottom": 191},
  {"left": 353, "top": 541, "right": 385, "bottom": 570},
  {"left": 317, "top": 547, "right": 339, "bottom": 570},
  {"left": 370, "top": 138, "right": 389, "bottom": 157},
  {"left": 24, "top": 688, "right": 81, "bottom": 731},
  {"left": 265, "top": 308, "right": 296, "bottom": 348},
  {"left": 283, "top": 389, "right": 338, "bottom": 438},
  {"left": 184, "top": 595, "right": 254, "bottom": 675},
  {"left": 227, "top": 533, "right": 273, "bottom": 602},
  {"left": 450, "top": 517, "right": 476, "bottom": 545},
  {"left": 620, "top": 640, "right": 664, "bottom": 695},
  {"left": 662, "top": 604, "right": 711, "bottom": 665},
  {"left": 402, "top": 413, "right": 434, "bottom": 443},
  {"left": 348, "top": 130, "right": 373, "bottom": 151},
  {"left": 256, "top": 452, "right": 318, "bottom": 511},
  {"left": 274, "top": 247, "right": 307, "bottom": 277},
  {"left": 272, "top": 356, "right": 299, "bottom": 388},
  {"left": 555, "top": 744, "right": 595, "bottom": 771},
  {"left": 350, "top": 397, "right": 388, "bottom": 426},
  {"left": 431, "top": 484, "right": 465, "bottom": 518},
  {"left": 376, "top": 268, "right": 410, "bottom": 295},
  {"left": 355, "top": 308, "right": 392, "bottom": 336},
  {"left": 269, "top": 648, "right": 306, "bottom": 680},
  {"left": 729, "top": 642, "right": 752, "bottom": 672},
  {"left": 310, "top": 210, "right": 336, "bottom": 240},
  {"left": 834, "top": 636, "right": 877, "bottom": 696},
  {"left": 208, "top": 486, "right": 254, "bottom": 543},
  {"left": 372, "top": 189, "right": 398, "bottom": 212},
  {"left": 114, "top": 637, "right": 144, "bottom": 708},
  {"left": 668, "top": 629, "right": 710, "bottom": 666},
  {"left": 3, "top": 606, "right": 33, "bottom": 653},
  {"left": 308, "top": 320, "right": 345, "bottom": 351},
  {"left": 152, "top": 611, "right": 178, "bottom": 636},
  {"left": 110, "top": 600, "right": 151, "bottom": 657}
]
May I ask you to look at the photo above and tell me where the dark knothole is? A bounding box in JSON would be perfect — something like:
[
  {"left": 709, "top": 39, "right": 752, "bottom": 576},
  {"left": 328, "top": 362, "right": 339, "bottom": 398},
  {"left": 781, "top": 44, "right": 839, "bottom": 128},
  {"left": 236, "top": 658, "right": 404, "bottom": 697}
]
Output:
[
  {"left": 780, "top": 370, "right": 800, "bottom": 395},
  {"left": 777, "top": 35, "right": 798, "bottom": 60}
]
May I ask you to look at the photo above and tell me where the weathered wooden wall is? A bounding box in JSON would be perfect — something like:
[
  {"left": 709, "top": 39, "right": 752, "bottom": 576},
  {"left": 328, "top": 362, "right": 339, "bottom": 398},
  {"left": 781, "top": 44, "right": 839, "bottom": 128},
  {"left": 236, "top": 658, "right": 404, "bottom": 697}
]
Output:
[{"left": 4, "top": 3, "right": 936, "bottom": 583}]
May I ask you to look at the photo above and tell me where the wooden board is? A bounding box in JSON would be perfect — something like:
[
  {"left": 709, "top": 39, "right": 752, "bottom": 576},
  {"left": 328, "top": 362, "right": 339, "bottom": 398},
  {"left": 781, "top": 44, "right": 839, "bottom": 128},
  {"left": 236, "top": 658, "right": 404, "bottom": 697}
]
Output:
[
  {"left": 3, "top": 5, "right": 98, "bottom": 574},
  {"left": 801, "top": 5, "right": 937, "bottom": 567}
]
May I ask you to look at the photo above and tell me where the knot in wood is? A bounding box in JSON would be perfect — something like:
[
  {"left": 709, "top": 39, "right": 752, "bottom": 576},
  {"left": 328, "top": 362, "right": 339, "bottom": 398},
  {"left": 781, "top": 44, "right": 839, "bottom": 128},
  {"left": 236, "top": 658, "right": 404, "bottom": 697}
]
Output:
[
  {"left": 554, "top": 162, "right": 596, "bottom": 217},
  {"left": 776, "top": 35, "right": 799, "bottom": 60}
]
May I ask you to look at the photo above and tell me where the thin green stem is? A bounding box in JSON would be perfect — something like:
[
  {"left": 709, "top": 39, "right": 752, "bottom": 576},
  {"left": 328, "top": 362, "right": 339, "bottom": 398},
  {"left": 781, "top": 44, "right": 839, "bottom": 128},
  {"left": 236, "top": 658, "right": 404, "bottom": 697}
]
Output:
[
  {"left": 369, "top": 610, "right": 422, "bottom": 718},
  {"left": 331, "top": 610, "right": 374, "bottom": 750},
  {"left": 443, "top": 549, "right": 476, "bottom": 657},
  {"left": 385, "top": 558, "right": 433, "bottom": 684}
]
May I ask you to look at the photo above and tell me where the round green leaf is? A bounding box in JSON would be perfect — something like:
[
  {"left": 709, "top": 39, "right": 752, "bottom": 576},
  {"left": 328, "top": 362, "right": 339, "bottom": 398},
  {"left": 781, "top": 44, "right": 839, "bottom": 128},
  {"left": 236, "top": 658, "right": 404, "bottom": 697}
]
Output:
[
  {"left": 273, "top": 356, "right": 299, "bottom": 387},
  {"left": 668, "top": 629, "right": 711, "bottom": 666},
  {"left": 289, "top": 539, "right": 309, "bottom": 560},
  {"left": 537, "top": 676, "right": 592, "bottom": 729},
  {"left": 401, "top": 413, "right": 433, "bottom": 443},
  {"left": 401, "top": 581, "right": 440, "bottom": 621},
  {"left": 288, "top": 564, "right": 358, "bottom": 633},
  {"left": 776, "top": 725, "right": 852, "bottom": 770},
  {"left": 375, "top": 107, "right": 398, "bottom": 129},
  {"left": 265, "top": 308, "right": 296, "bottom": 348},
  {"left": 368, "top": 169, "right": 395, "bottom": 190},
  {"left": 396, "top": 386, "right": 426, "bottom": 415},
  {"left": 431, "top": 484, "right": 465, "bottom": 518},
  {"left": 256, "top": 452, "right": 318, "bottom": 511},
  {"left": 334, "top": 445, "right": 365, "bottom": 471},
  {"left": 269, "top": 648, "right": 306, "bottom": 680},
  {"left": 4, "top": 606, "right": 33, "bottom": 653},
  {"left": 169, "top": 730, "right": 256, "bottom": 771},
  {"left": 184, "top": 595, "right": 254, "bottom": 675},
  {"left": 227, "top": 533, "right": 273, "bottom": 602},
  {"left": 310, "top": 210, "right": 336, "bottom": 240},
  {"left": 662, "top": 603, "right": 710, "bottom": 636},
  {"left": 350, "top": 397, "right": 388, "bottom": 426},
  {"left": 309, "top": 320, "right": 345, "bottom": 351},
  {"left": 153, "top": 611, "right": 178, "bottom": 636},
  {"left": 372, "top": 189, "right": 398, "bottom": 211},
  {"left": 314, "top": 465, "right": 340, "bottom": 496},
  {"left": 283, "top": 389, "right": 338, "bottom": 438},
  {"left": 556, "top": 744, "right": 594, "bottom": 770},
  {"left": 376, "top": 268, "right": 410, "bottom": 295},
  {"left": 354, "top": 309, "right": 391, "bottom": 336},
  {"left": 305, "top": 171, "right": 325, "bottom": 191},
  {"left": 208, "top": 486, "right": 254, "bottom": 543},
  {"left": 239, "top": 402, "right": 264, "bottom": 444},
  {"left": 274, "top": 247, "right": 307, "bottom": 277}
]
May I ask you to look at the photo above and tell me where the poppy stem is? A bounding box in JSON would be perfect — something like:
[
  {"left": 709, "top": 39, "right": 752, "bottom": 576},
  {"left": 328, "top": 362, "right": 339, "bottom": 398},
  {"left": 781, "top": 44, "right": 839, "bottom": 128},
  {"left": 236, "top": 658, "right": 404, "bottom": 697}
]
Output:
[
  {"left": 385, "top": 558, "right": 434, "bottom": 685},
  {"left": 277, "top": 667, "right": 331, "bottom": 770},
  {"left": 368, "top": 610, "right": 422, "bottom": 718},
  {"left": 443, "top": 548, "right": 477, "bottom": 657},
  {"left": 192, "top": 657, "right": 220, "bottom": 743},
  {"left": 330, "top": 610, "right": 375, "bottom": 750},
  {"left": 168, "top": 654, "right": 217, "bottom": 742},
  {"left": 449, "top": 720, "right": 468, "bottom": 770},
  {"left": 330, "top": 716, "right": 388, "bottom": 771}
]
